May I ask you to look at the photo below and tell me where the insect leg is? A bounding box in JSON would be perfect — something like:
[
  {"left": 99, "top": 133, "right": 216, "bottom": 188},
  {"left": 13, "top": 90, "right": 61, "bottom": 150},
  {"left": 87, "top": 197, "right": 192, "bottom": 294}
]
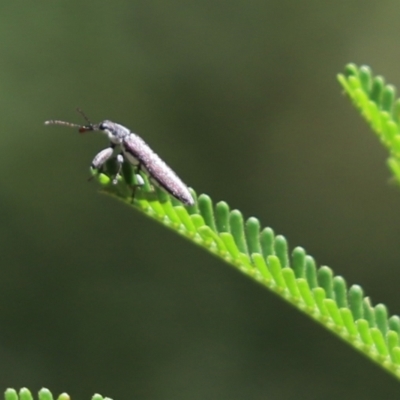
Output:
[
  {"left": 129, "top": 163, "right": 145, "bottom": 201},
  {"left": 91, "top": 147, "right": 114, "bottom": 170},
  {"left": 89, "top": 144, "right": 120, "bottom": 183},
  {"left": 134, "top": 171, "right": 145, "bottom": 187},
  {"left": 112, "top": 154, "right": 124, "bottom": 184}
]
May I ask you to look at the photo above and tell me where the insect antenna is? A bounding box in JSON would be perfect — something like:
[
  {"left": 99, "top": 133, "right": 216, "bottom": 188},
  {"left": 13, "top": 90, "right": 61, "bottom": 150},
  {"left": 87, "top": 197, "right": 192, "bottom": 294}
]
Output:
[
  {"left": 76, "top": 107, "right": 95, "bottom": 133},
  {"left": 44, "top": 120, "right": 82, "bottom": 129},
  {"left": 76, "top": 107, "right": 92, "bottom": 125}
]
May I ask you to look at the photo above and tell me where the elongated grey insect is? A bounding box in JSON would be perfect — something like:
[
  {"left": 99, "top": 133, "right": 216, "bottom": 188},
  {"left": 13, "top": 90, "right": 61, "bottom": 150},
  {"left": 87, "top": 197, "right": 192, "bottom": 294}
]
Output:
[{"left": 44, "top": 109, "right": 194, "bottom": 206}]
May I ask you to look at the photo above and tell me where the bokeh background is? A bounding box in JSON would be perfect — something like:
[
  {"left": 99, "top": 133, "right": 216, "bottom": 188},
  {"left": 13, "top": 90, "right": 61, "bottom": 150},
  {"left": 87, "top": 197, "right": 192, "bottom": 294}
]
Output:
[{"left": 1, "top": 1, "right": 400, "bottom": 399}]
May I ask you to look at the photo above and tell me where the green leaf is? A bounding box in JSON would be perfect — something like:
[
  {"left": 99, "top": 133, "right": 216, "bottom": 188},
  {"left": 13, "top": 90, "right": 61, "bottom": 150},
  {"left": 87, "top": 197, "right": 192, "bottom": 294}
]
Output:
[
  {"left": 4, "top": 390, "right": 18, "bottom": 400},
  {"left": 229, "top": 210, "right": 248, "bottom": 254},
  {"left": 313, "top": 287, "right": 329, "bottom": 317},
  {"left": 282, "top": 267, "right": 300, "bottom": 298},
  {"left": 19, "top": 389, "right": 33, "bottom": 400},
  {"left": 274, "top": 235, "right": 290, "bottom": 268},
  {"left": 324, "top": 299, "right": 344, "bottom": 326},
  {"left": 357, "top": 319, "right": 374, "bottom": 345},
  {"left": 305, "top": 255, "right": 318, "bottom": 289},
  {"left": 198, "top": 194, "right": 217, "bottom": 232},
  {"left": 382, "top": 85, "right": 396, "bottom": 113},
  {"left": 215, "top": 201, "right": 230, "bottom": 232},
  {"left": 297, "top": 279, "right": 315, "bottom": 308},
  {"left": 371, "top": 328, "right": 389, "bottom": 356},
  {"left": 95, "top": 95, "right": 400, "bottom": 380},
  {"left": 333, "top": 276, "right": 348, "bottom": 308},
  {"left": 260, "top": 227, "right": 275, "bottom": 258},
  {"left": 340, "top": 308, "right": 358, "bottom": 336},
  {"left": 3, "top": 389, "right": 107, "bottom": 400},
  {"left": 375, "top": 304, "right": 389, "bottom": 337},
  {"left": 371, "top": 76, "right": 385, "bottom": 104},
  {"left": 245, "top": 217, "right": 262, "bottom": 254},
  {"left": 318, "top": 266, "right": 334, "bottom": 300},
  {"left": 359, "top": 65, "right": 372, "bottom": 94},
  {"left": 292, "top": 247, "right": 306, "bottom": 278},
  {"left": 38, "top": 389, "right": 53, "bottom": 400},
  {"left": 338, "top": 64, "right": 400, "bottom": 184},
  {"left": 267, "top": 255, "right": 286, "bottom": 289},
  {"left": 349, "top": 285, "right": 364, "bottom": 320},
  {"left": 389, "top": 315, "right": 400, "bottom": 336},
  {"left": 251, "top": 253, "right": 272, "bottom": 281},
  {"left": 363, "top": 297, "right": 376, "bottom": 327}
]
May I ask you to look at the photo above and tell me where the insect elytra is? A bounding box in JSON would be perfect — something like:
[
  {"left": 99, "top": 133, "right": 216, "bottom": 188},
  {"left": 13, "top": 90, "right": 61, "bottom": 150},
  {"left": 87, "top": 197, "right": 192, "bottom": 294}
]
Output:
[{"left": 45, "top": 109, "right": 195, "bottom": 206}]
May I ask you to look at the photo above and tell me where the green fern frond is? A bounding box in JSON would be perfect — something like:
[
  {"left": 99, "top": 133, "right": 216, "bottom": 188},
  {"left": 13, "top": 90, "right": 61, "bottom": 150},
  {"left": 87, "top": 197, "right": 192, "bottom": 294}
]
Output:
[
  {"left": 4, "top": 388, "right": 110, "bottom": 400},
  {"left": 338, "top": 64, "right": 400, "bottom": 183},
  {"left": 94, "top": 164, "right": 400, "bottom": 380}
]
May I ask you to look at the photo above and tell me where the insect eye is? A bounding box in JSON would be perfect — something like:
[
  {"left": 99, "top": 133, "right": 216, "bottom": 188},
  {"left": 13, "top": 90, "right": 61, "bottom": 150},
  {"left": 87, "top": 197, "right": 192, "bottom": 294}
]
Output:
[{"left": 99, "top": 123, "right": 107, "bottom": 130}]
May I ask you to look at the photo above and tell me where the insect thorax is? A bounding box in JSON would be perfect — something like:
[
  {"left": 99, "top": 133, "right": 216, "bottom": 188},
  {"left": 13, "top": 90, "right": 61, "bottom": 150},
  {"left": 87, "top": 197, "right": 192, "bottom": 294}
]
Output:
[{"left": 99, "top": 120, "right": 131, "bottom": 144}]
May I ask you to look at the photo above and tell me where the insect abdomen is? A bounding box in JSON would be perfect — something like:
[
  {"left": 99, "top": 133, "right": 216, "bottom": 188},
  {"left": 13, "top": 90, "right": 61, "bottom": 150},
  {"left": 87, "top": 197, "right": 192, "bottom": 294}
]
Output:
[{"left": 122, "top": 134, "right": 194, "bottom": 206}]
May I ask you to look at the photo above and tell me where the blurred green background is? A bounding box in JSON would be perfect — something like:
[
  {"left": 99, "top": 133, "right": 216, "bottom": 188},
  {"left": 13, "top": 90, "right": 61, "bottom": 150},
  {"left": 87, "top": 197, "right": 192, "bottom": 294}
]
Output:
[{"left": 1, "top": 1, "right": 400, "bottom": 399}]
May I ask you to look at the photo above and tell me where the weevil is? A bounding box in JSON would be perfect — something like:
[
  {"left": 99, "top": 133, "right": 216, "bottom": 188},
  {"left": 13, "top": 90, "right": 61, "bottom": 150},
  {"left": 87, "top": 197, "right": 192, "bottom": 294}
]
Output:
[{"left": 45, "top": 109, "right": 194, "bottom": 206}]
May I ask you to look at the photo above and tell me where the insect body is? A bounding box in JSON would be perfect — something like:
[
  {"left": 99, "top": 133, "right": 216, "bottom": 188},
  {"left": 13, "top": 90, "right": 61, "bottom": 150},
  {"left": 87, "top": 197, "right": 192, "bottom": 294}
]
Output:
[{"left": 45, "top": 110, "right": 194, "bottom": 206}]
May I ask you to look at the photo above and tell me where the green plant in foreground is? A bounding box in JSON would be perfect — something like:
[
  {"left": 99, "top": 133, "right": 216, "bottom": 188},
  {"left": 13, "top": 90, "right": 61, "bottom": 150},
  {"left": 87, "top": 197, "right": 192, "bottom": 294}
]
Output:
[
  {"left": 7, "top": 64, "right": 400, "bottom": 397},
  {"left": 338, "top": 63, "right": 400, "bottom": 183},
  {"left": 92, "top": 62, "right": 400, "bottom": 381},
  {"left": 4, "top": 388, "right": 109, "bottom": 400}
]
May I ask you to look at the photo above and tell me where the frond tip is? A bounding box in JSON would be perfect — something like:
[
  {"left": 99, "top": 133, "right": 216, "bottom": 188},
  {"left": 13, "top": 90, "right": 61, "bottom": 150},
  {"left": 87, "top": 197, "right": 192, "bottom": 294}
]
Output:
[
  {"left": 338, "top": 63, "right": 400, "bottom": 183},
  {"left": 94, "top": 161, "right": 400, "bottom": 380}
]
